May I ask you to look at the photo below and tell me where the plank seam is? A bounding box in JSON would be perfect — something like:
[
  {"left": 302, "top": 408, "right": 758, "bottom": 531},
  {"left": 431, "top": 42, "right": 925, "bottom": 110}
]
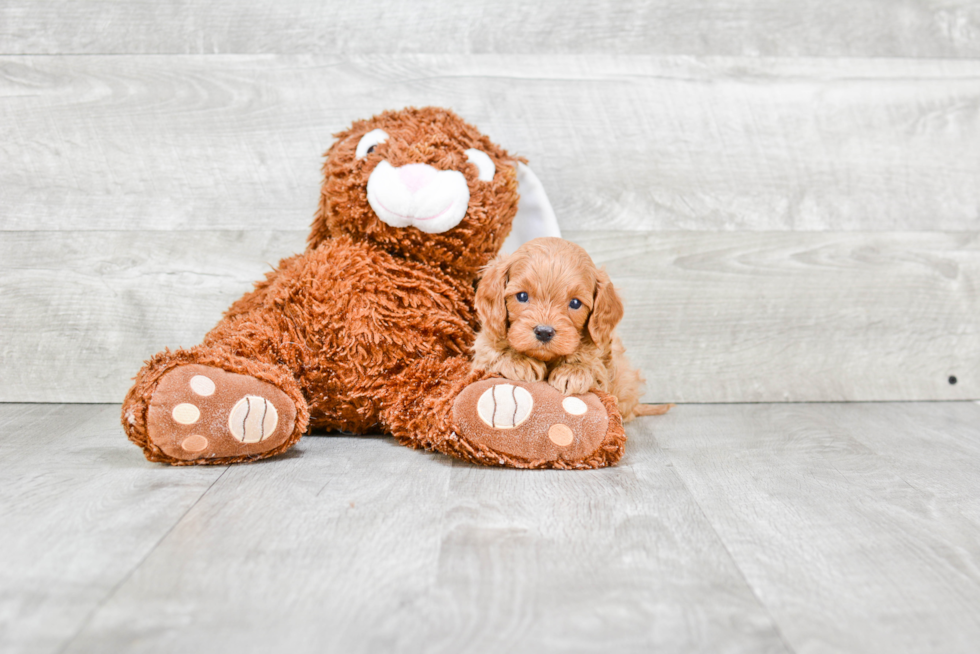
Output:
[
  {"left": 54, "top": 466, "right": 230, "bottom": 653},
  {"left": 653, "top": 437, "right": 798, "bottom": 653}
]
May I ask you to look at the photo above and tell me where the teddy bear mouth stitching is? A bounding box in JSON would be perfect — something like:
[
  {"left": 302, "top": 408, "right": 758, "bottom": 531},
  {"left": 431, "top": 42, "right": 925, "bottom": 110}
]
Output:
[
  {"left": 366, "top": 160, "right": 470, "bottom": 234},
  {"left": 375, "top": 197, "right": 454, "bottom": 222}
]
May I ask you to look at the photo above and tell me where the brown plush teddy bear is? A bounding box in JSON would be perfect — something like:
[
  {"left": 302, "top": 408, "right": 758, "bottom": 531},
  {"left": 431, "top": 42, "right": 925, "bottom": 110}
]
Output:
[{"left": 121, "top": 107, "right": 626, "bottom": 469}]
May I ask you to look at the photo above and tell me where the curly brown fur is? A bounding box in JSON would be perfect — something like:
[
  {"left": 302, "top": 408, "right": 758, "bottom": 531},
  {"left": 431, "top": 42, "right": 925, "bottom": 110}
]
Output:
[
  {"left": 473, "top": 237, "right": 667, "bottom": 422},
  {"left": 121, "top": 107, "right": 632, "bottom": 469},
  {"left": 310, "top": 108, "right": 521, "bottom": 281},
  {"left": 120, "top": 107, "right": 537, "bottom": 466}
]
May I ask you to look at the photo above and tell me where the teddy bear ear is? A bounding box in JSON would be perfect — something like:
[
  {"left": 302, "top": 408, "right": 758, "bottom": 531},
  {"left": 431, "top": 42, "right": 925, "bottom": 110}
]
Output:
[{"left": 500, "top": 163, "right": 562, "bottom": 255}]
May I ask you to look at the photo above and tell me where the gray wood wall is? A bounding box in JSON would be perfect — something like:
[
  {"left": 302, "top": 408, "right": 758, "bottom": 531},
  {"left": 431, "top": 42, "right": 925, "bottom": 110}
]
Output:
[{"left": 2, "top": 1, "right": 978, "bottom": 403}]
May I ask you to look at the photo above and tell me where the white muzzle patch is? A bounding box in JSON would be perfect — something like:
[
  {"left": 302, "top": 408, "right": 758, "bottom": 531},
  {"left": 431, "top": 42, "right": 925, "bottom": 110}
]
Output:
[{"left": 366, "top": 161, "right": 470, "bottom": 234}]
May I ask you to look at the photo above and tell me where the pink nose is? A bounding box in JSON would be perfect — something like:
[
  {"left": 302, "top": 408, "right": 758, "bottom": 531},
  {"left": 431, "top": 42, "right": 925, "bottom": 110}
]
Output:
[{"left": 398, "top": 164, "right": 437, "bottom": 194}]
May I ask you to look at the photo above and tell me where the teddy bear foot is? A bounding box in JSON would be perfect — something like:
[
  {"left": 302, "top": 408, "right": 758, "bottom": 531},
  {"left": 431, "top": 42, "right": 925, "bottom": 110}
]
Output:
[
  {"left": 145, "top": 364, "right": 298, "bottom": 464},
  {"left": 451, "top": 379, "right": 626, "bottom": 469}
]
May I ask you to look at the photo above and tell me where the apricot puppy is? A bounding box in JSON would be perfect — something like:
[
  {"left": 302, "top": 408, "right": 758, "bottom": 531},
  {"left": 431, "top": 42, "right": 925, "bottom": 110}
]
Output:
[{"left": 472, "top": 237, "right": 667, "bottom": 421}]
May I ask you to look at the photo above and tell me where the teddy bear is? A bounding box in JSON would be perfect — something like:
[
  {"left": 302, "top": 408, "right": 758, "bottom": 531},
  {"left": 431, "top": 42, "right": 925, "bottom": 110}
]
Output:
[{"left": 121, "top": 107, "right": 626, "bottom": 469}]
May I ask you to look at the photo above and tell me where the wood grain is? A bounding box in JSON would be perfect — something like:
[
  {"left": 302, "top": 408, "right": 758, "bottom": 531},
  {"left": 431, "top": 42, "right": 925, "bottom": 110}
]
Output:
[
  {"left": 2, "top": 1, "right": 979, "bottom": 58},
  {"left": 654, "top": 402, "right": 980, "bottom": 654},
  {"left": 575, "top": 230, "right": 980, "bottom": 403},
  {"left": 373, "top": 455, "right": 788, "bottom": 653},
  {"left": 61, "top": 417, "right": 788, "bottom": 654},
  {"left": 5, "top": 402, "right": 980, "bottom": 652},
  {"left": 0, "top": 230, "right": 307, "bottom": 403},
  {"left": 64, "top": 430, "right": 456, "bottom": 654},
  {"left": 2, "top": 229, "right": 975, "bottom": 403},
  {"left": 0, "top": 404, "right": 224, "bottom": 654},
  {"left": 828, "top": 402, "right": 980, "bottom": 528},
  {"left": 3, "top": 55, "right": 979, "bottom": 233}
]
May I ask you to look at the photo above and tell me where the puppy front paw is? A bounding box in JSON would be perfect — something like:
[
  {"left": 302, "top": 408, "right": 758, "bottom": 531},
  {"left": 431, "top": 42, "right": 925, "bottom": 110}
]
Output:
[
  {"left": 548, "top": 364, "right": 595, "bottom": 395},
  {"left": 491, "top": 352, "right": 547, "bottom": 383}
]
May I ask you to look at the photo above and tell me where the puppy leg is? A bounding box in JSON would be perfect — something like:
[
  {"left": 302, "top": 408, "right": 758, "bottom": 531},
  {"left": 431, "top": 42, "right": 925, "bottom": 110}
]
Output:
[
  {"left": 475, "top": 348, "right": 548, "bottom": 384},
  {"left": 548, "top": 347, "right": 608, "bottom": 395},
  {"left": 548, "top": 363, "right": 596, "bottom": 395}
]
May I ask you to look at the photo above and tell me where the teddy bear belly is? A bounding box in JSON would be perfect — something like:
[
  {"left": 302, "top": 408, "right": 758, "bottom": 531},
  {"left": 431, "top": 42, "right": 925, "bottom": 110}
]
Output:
[{"left": 278, "top": 238, "right": 477, "bottom": 432}]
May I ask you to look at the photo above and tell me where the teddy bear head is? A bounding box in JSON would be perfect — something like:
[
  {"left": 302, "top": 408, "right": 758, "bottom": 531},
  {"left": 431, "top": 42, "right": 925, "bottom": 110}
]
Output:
[{"left": 310, "top": 107, "right": 553, "bottom": 279}]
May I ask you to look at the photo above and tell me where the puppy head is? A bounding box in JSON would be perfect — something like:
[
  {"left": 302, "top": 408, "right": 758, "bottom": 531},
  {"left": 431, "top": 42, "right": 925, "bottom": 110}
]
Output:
[
  {"left": 309, "top": 107, "right": 521, "bottom": 279},
  {"left": 476, "top": 237, "right": 624, "bottom": 362}
]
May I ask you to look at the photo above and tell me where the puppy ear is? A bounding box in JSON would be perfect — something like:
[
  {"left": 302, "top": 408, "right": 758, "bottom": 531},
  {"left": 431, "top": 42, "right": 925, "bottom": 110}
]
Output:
[
  {"left": 587, "top": 267, "right": 624, "bottom": 346},
  {"left": 475, "top": 254, "right": 513, "bottom": 345}
]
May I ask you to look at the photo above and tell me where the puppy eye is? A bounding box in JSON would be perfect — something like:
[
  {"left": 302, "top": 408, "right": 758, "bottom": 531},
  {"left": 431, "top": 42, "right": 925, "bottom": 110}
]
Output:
[
  {"left": 356, "top": 129, "right": 389, "bottom": 159},
  {"left": 465, "top": 149, "right": 496, "bottom": 182},
  {"left": 569, "top": 298, "right": 582, "bottom": 309},
  {"left": 516, "top": 292, "right": 529, "bottom": 303}
]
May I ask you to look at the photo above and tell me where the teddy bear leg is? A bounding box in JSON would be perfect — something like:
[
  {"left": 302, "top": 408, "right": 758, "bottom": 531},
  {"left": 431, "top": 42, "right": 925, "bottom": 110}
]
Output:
[
  {"left": 122, "top": 348, "right": 309, "bottom": 466},
  {"left": 450, "top": 379, "right": 626, "bottom": 469},
  {"left": 381, "top": 357, "right": 626, "bottom": 469}
]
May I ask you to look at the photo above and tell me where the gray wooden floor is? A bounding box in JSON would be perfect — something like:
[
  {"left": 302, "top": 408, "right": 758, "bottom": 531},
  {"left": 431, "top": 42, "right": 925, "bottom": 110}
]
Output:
[
  {"left": 2, "top": 402, "right": 979, "bottom": 653},
  {"left": 4, "top": 3, "right": 979, "bottom": 652}
]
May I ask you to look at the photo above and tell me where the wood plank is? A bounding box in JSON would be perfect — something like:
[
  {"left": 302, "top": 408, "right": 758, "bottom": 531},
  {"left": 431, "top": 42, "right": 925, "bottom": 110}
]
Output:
[
  {"left": 654, "top": 402, "right": 980, "bottom": 654},
  {"left": 0, "top": 230, "right": 307, "bottom": 403},
  {"left": 0, "top": 403, "right": 225, "bottom": 654},
  {"left": 2, "top": 1, "right": 979, "bottom": 58},
  {"left": 0, "top": 402, "right": 62, "bottom": 431},
  {"left": 379, "top": 453, "right": 789, "bottom": 652},
  {"left": 827, "top": 402, "right": 980, "bottom": 528},
  {"left": 577, "top": 230, "right": 980, "bottom": 403},
  {"left": 3, "top": 230, "right": 976, "bottom": 403},
  {"left": 63, "top": 433, "right": 458, "bottom": 654},
  {"left": 3, "top": 55, "right": 980, "bottom": 233},
  {"left": 5, "top": 401, "right": 980, "bottom": 651},
  {"left": 63, "top": 423, "right": 790, "bottom": 653}
]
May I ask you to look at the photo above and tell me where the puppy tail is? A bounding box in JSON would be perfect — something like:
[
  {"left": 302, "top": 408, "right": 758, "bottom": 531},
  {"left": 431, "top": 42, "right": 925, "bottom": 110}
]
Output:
[{"left": 633, "top": 403, "right": 674, "bottom": 416}]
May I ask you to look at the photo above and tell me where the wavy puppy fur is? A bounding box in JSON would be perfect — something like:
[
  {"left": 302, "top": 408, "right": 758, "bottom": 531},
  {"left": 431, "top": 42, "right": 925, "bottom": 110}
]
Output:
[{"left": 472, "top": 237, "right": 669, "bottom": 421}]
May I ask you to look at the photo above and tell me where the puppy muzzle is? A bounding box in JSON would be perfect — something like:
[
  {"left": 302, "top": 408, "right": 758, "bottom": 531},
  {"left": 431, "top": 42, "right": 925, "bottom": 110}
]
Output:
[{"left": 533, "top": 325, "right": 556, "bottom": 343}]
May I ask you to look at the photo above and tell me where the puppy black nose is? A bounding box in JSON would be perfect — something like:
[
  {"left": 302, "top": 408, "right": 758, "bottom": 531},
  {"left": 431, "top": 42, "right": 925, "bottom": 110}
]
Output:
[{"left": 533, "top": 325, "right": 556, "bottom": 343}]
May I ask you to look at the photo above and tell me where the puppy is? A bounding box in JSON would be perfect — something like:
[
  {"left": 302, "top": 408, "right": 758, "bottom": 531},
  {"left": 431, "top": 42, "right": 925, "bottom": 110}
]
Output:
[{"left": 472, "top": 237, "right": 670, "bottom": 422}]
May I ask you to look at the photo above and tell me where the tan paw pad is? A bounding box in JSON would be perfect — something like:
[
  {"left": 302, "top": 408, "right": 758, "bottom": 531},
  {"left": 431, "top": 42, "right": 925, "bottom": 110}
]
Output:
[
  {"left": 189, "top": 375, "right": 216, "bottom": 396},
  {"left": 453, "top": 379, "right": 613, "bottom": 466},
  {"left": 548, "top": 424, "right": 574, "bottom": 446},
  {"left": 172, "top": 403, "right": 200, "bottom": 424},
  {"left": 476, "top": 383, "right": 533, "bottom": 429},
  {"left": 561, "top": 396, "right": 588, "bottom": 415},
  {"left": 181, "top": 434, "right": 209, "bottom": 452},
  {"left": 147, "top": 364, "right": 298, "bottom": 463},
  {"left": 228, "top": 395, "right": 279, "bottom": 443}
]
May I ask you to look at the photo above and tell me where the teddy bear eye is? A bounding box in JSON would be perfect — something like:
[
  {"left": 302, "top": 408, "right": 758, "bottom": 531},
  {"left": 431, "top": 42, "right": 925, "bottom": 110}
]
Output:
[
  {"left": 516, "top": 292, "right": 529, "bottom": 303},
  {"left": 356, "top": 129, "right": 389, "bottom": 159},
  {"left": 569, "top": 298, "right": 582, "bottom": 309},
  {"left": 465, "top": 149, "right": 495, "bottom": 182}
]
